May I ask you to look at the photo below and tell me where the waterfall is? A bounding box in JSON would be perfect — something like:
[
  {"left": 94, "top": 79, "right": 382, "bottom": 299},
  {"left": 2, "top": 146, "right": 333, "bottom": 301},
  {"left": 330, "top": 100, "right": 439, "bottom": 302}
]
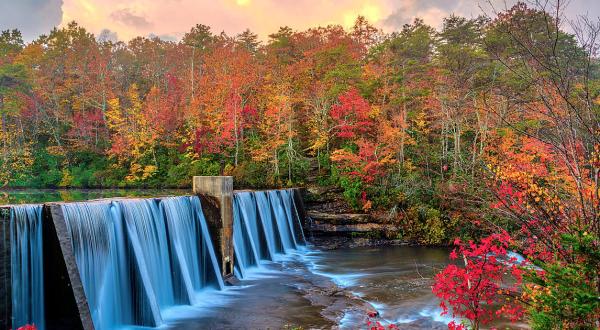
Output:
[
  {"left": 160, "top": 196, "right": 224, "bottom": 302},
  {"left": 280, "top": 189, "right": 306, "bottom": 244},
  {"left": 61, "top": 196, "right": 224, "bottom": 330},
  {"left": 233, "top": 190, "right": 306, "bottom": 277},
  {"left": 268, "top": 190, "right": 297, "bottom": 251},
  {"left": 120, "top": 199, "right": 176, "bottom": 310},
  {"left": 10, "top": 204, "right": 44, "bottom": 330},
  {"left": 235, "top": 192, "right": 271, "bottom": 260},
  {"left": 232, "top": 196, "right": 258, "bottom": 278},
  {"left": 254, "top": 191, "right": 283, "bottom": 256},
  {"left": 8, "top": 188, "right": 305, "bottom": 328},
  {"left": 62, "top": 201, "right": 155, "bottom": 329}
]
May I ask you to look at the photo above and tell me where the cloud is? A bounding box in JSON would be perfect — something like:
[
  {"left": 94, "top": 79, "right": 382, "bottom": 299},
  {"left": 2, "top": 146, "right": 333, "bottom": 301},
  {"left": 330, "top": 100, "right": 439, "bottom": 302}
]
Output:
[
  {"left": 6, "top": 0, "right": 596, "bottom": 43},
  {"left": 382, "top": 0, "right": 600, "bottom": 31},
  {"left": 97, "top": 28, "right": 118, "bottom": 43},
  {"left": 381, "top": 0, "right": 498, "bottom": 30},
  {"left": 147, "top": 33, "right": 178, "bottom": 42},
  {"left": 0, "top": 0, "right": 63, "bottom": 41},
  {"left": 110, "top": 8, "right": 152, "bottom": 28}
]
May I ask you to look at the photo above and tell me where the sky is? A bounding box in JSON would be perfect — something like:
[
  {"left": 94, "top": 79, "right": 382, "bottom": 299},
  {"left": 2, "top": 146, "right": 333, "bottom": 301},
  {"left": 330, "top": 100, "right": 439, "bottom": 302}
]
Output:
[{"left": 1, "top": 0, "right": 599, "bottom": 42}]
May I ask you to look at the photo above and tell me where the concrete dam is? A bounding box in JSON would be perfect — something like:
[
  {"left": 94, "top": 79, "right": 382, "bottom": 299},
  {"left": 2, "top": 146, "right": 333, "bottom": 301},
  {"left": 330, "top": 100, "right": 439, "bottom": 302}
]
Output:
[{"left": 0, "top": 176, "right": 307, "bottom": 330}]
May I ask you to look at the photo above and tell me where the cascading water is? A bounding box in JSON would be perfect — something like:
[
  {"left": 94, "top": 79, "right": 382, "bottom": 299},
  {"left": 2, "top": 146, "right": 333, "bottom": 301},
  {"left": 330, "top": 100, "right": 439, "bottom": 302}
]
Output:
[
  {"left": 268, "top": 191, "right": 297, "bottom": 251},
  {"left": 160, "top": 196, "right": 224, "bottom": 301},
  {"left": 10, "top": 204, "right": 44, "bottom": 330},
  {"left": 233, "top": 190, "right": 306, "bottom": 278},
  {"left": 280, "top": 189, "right": 306, "bottom": 244},
  {"left": 61, "top": 201, "right": 155, "bottom": 329},
  {"left": 232, "top": 196, "right": 259, "bottom": 278},
  {"left": 235, "top": 192, "right": 271, "bottom": 260},
  {"left": 60, "top": 196, "right": 224, "bottom": 330},
  {"left": 9, "top": 189, "right": 306, "bottom": 329},
  {"left": 254, "top": 191, "right": 283, "bottom": 256},
  {"left": 120, "top": 199, "right": 176, "bottom": 310}
]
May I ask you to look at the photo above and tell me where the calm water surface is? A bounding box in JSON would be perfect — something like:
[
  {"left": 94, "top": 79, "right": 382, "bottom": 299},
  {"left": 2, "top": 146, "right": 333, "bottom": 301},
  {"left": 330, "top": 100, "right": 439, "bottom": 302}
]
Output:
[
  {"left": 308, "top": 246, "right": 452, "bottom": 328},
  {"left": 0, "top": 188, "right": 189, "bottom": 205}
]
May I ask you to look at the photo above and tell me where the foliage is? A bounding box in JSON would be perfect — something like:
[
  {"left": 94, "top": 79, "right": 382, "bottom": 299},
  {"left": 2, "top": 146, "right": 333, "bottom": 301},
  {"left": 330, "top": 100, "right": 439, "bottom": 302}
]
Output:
[
  {"left": 432, "top": 231, "right": 525, "bottom": 330},
  {"left": 524, "top": 233, "right": 600, "bottom": 330}
]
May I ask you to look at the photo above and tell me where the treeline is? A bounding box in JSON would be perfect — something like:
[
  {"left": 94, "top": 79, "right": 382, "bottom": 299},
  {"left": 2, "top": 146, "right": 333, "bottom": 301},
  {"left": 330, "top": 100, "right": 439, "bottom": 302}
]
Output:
[{"left": 1, "top": 3, "right": 599, "bottom": 232}]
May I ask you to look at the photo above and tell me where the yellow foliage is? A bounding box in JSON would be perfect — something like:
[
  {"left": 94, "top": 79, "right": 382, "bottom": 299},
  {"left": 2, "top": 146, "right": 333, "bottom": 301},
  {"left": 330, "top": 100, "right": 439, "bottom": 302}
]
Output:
[
  {"left": 105, "top": 97, "right": 123, "bottom": 131},
  {"left": 309, "top": 135, "right": 328, "bottom": 153},
  {"left": 141, "top": 165, "right": 158, "bottom": 180},
  {"left": 46, "top": 145, "right": 66, "bottom": 157},
  {"left": 413, "top": 111, "right": 430, "bottom": 134},
  {"left": 59, "top": 169, "right": 74, "bottom": 187},
  {"left": 369, "top": 105, "right": 381, "bottom": 119},
  {"left": 223, "top": 163, "right": 235, "bottom": 176}
]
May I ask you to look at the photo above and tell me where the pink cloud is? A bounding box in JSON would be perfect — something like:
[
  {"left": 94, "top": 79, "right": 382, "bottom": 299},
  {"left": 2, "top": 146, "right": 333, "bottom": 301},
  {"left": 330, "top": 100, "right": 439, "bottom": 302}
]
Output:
[{"left": 61, "top": 0, "right": 397, "bottom": 41}]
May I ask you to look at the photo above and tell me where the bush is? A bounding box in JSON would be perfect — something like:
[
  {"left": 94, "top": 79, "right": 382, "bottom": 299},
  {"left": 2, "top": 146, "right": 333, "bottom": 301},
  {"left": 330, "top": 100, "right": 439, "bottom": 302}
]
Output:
[{"left": 404, "top": 204, "right": 452, "bottom": 245}]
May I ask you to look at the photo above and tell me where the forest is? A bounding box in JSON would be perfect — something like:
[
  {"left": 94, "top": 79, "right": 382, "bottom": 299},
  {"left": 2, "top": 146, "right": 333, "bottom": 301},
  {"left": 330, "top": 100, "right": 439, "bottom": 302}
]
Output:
[{"left": 1, "top": 1, "right": 599, "bottom": 328}]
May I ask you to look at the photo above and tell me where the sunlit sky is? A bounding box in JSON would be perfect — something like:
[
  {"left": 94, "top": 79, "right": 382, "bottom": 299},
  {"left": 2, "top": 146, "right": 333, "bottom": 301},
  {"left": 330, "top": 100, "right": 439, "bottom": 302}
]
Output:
[{"left": 1, "top": 0, "right": 598, "bottom": 42}]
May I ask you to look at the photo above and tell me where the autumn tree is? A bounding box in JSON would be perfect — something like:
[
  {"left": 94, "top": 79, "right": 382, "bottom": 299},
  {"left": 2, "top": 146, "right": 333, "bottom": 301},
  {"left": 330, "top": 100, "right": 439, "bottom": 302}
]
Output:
[{"left": 0, "top": 29, "right": 33, "bottom": 185}]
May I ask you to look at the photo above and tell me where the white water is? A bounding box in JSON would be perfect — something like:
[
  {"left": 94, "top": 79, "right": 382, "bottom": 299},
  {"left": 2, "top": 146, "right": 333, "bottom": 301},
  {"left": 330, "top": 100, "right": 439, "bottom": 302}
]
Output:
[
  {"left": 232, "top": 189, "right": 306, "bottom": 278},
  {"left": 60, "top": 196, "right": 225, "bottom": 330},
  {"left": 10, "top": 204, "right": 45, "bottom": 330}
]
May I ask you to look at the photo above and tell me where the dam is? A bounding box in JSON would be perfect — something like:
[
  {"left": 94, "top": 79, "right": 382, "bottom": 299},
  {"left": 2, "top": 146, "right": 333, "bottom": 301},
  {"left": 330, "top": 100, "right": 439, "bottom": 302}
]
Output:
[{"left": 0, "top": 177, "right": 307, "bottom": 330}]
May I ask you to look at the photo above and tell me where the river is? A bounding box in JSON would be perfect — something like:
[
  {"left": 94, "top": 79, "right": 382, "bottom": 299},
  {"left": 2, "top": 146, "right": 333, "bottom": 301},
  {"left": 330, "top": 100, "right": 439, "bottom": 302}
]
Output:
[{"left": 168, "top": 245, "right": 453, "bottom": 329}]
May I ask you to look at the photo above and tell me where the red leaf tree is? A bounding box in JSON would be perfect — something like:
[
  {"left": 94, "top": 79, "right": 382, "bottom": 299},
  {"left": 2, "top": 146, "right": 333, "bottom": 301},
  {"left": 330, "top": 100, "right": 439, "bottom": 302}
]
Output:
[{"left": 432, "top": 231, "right": 525, "bottom": 330}]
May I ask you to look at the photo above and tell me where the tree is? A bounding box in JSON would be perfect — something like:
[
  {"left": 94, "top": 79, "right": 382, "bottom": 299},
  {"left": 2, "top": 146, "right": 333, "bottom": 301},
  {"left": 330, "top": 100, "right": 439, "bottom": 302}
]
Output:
[
  {"left": 432, "top": 232, "right": 525, "bottom": 330},
  {"left": 0, "top": 29, "right": 33, "bottom": 185}
]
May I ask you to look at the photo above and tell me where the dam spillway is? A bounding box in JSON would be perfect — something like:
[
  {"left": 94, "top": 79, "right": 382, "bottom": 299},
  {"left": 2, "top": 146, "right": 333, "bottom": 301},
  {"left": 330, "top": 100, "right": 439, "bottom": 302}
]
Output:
[
  {"left": 232, "top": 190, "right": 305, "bottom": 278},
  {"left": 0, "top": 178, "right": 307, "bottom": 330}
]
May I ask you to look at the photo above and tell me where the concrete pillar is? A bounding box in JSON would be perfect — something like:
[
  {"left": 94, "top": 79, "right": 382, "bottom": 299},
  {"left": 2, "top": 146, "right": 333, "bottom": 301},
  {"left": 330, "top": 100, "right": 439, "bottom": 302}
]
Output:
[
  {"left": 193, "top": 176, "right": 234, "bottom": 278},
  {"left": 0, "top": 207, "right": 11, "bottom": 330}
]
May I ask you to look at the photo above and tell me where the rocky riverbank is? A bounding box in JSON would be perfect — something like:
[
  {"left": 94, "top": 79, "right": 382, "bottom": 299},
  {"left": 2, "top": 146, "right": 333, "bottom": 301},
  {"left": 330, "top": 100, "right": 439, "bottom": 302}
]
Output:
[{"left": 302, "top": 185, "right": 407, "bottom": 248}]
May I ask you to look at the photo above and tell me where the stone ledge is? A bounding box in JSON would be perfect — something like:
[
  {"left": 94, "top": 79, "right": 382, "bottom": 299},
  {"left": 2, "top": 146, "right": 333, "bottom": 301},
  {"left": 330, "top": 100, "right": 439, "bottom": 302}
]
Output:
[
  {"left": 307, "top": 210, "right": 371, "bottom": 225},
  {"left": 311, "top": 222, "right": 398, "bottom": 233}
]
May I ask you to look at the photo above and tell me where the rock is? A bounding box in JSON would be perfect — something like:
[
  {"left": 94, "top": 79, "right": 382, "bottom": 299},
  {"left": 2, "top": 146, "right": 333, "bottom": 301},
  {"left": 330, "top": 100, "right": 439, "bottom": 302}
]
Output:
[
  {"left": 307, "top": 210, "right": 371, "bottom": 224},
  {"left": 224, "top": 275, "right": 241, "bottom": 286},
  {"left": 306, "top": 210, "right": 399, "bottom": 236},
  {"left": 308, "top": 236, "right": 409, "bottom": 250},
  {"left": 305, "top": 199, "right": 354, "bottom": 214},
  {"left": 311, "top": 222, "right": 399, "bottom": 233}
]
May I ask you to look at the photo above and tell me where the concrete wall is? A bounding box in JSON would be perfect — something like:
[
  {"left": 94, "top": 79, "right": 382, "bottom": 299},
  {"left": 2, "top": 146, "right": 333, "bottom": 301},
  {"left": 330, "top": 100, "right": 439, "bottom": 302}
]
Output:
[{"left": 193, "top": 176, "right": 235, "bottom": 278}]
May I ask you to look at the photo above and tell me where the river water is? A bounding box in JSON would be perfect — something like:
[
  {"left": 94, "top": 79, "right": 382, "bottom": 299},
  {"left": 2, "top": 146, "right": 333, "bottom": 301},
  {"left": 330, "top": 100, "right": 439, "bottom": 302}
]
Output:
[
  {"left": 308, "top": 246, "right": 452, "bottom": 329},
  {"left": 168, "top": 245, "right": 453, "bottom": 329},
  {"left": 0, "top": 189, "right": 189, "bottom": 205}
]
